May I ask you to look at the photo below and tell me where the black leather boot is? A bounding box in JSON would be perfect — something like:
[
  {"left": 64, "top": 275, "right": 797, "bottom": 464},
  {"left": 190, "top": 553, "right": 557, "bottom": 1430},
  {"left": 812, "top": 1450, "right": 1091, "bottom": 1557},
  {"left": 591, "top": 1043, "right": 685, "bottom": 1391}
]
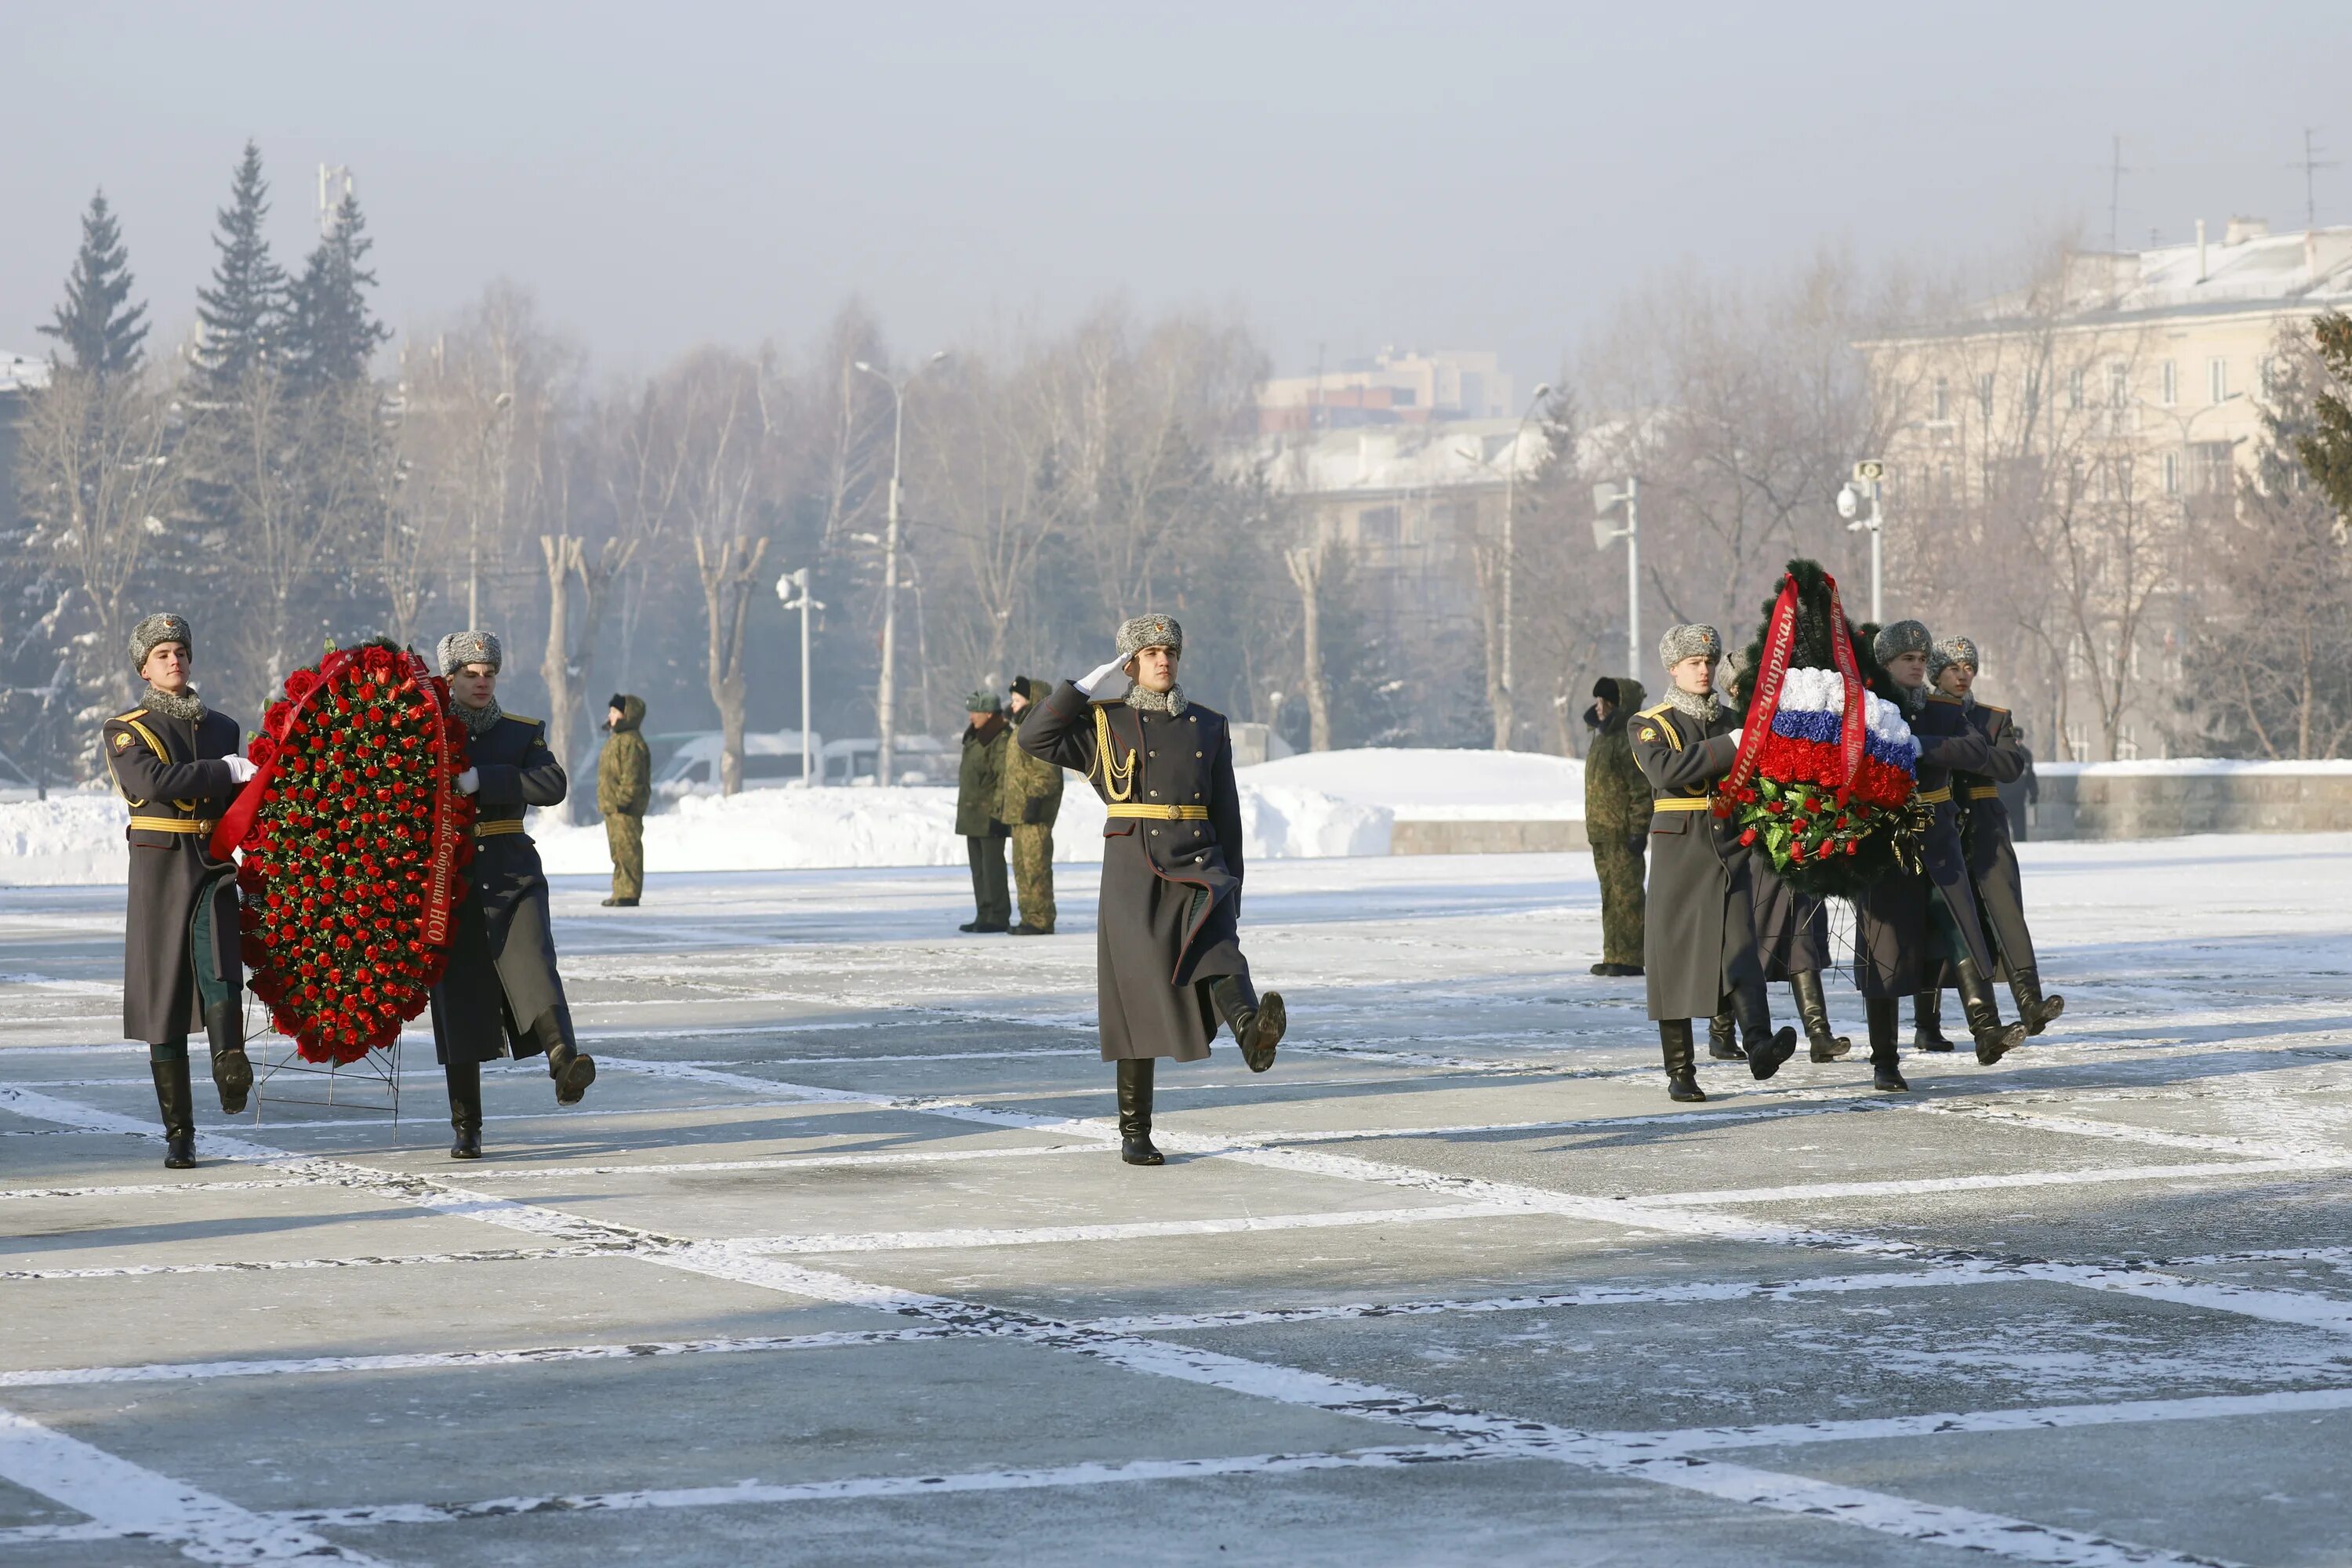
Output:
[
  {"left": 1790, "top": 971, "right": 1851, "bottom": 1061},
  {"left": 1733, "top": 985, "right": 1798, "bottom": 1081},
  {"left": 1659, "top": 1020, "right": 1704, "bottom": 1102},
  {"left": 151, "top": 1052, "right": 197, "bottom": 1168},
  {"left": 1209, "top": 975, "right": 1284, "bottom": 1073},
  {"left": 2011, "top": 969, "right": 2065, "bottom": 1036},
  {"left": 1865, "top": 998, "right": 1908, "bottom": 1092},
  {"left": 205, "top": 998, "right": 252, "bottom": 1115},
  {"left": 1117, "top": 1058, "right": 1163, "bottom": 1164},
  {"left": 1706, "top": 1010, "right": 1746, "bottom": 1060},
  {"left": 446, "top": 1058, "right": 483, "bottom": 1160},
  {"left": 1912, "top": 989, "right": 1955, "bottom": 1051},
  {"left": 1955, "top": 956, "right": 2029, "bottom": 1065}
]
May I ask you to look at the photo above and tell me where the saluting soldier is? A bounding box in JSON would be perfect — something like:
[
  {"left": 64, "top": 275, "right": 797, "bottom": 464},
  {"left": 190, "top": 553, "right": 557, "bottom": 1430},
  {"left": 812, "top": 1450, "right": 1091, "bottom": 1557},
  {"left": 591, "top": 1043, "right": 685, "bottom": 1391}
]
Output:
[
  {"left": 1629, "top": 624, "right": 1798, "bottom": 1103},
  {"left": 1926, "top": 636, "right": 2063, "bottom": 1039},
  {"left": 427, "top": 632, "right": 596, "bottom": 1159},
  {"left": 103, "top": 613, "right": 258, "bottom": 1167},
  {"left": 1017, "top": 615, "right": 1285, "bottom": 1163},
  {"left": 1849, "top": 621, "right": 2030, "bottom": 1090}
]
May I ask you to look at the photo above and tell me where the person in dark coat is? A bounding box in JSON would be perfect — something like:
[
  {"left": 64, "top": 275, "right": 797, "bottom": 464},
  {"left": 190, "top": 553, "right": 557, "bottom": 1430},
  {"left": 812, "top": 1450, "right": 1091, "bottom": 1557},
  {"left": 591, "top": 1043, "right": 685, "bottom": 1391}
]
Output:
[
  {"left": 426, "top": 631, "right": 596, "bottom": 1160},
  {"left": 1722, "top": 651, "right": 1849, "bottom": 1065},
  {"left": 1017, "top": 613, "right": 1286, "bottom": 1163},
  {"left": 956, "top": 691, "right": 1012, "bottom": 933},
  {"left": 1926, "top": 637, "right": 2063, "bottom": 1039},
  {"left": 597, "top": 693, "right": 649, "bottom": 907},
  {"left": 1848, "top": 620, "right": 2030, "bottom": 1090},
  {"left": 103, "top": 613, "right": 257, "bottom": 1167},
  {"left": 1629, "top": 624, "right": 1798, "bottom": 1103},
  {"left": 1582, "top": 676, "right": 1652, "bottom": 977}
]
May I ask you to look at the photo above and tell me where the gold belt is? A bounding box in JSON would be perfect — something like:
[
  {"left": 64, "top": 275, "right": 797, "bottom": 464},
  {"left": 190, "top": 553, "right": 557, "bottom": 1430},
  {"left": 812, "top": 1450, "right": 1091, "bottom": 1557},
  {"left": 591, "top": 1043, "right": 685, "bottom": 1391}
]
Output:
[
  {"left": 128, "top": 816, "right": 217, "bottom": 835},
  {"left": 1105, "top": 804, "right": 1210, "bottom": 820},
  {"left": 1964, "top": 786, "right": 2002, "bottom": 801},
  {"left": 1651, "top": 797, "right": 1714, "bottom": 812},
  {"left": 1915, "top": 786, "right": 1953, "bottom": 805},
  {"left": 474, "top": 820, "right": 528, "bottom": 838}
]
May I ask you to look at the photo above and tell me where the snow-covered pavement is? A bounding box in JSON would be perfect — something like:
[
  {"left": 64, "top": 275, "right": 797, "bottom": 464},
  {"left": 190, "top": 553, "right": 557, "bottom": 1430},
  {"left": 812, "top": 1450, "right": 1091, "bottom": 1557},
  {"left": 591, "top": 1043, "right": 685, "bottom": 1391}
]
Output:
[{"left": 1, "top": 836, "right": 2347, "bottom": 1565}]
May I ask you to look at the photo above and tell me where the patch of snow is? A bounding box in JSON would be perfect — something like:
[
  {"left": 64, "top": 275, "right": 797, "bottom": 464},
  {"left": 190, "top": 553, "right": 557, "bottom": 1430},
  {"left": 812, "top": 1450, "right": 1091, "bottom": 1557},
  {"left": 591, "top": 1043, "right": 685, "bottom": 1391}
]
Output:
[
  {"left": 1240, "top": 748, "right": 1582, "bottom": 821},
  {"left": 2038, "top": 760, "right": 2352, "bottom": 776}
]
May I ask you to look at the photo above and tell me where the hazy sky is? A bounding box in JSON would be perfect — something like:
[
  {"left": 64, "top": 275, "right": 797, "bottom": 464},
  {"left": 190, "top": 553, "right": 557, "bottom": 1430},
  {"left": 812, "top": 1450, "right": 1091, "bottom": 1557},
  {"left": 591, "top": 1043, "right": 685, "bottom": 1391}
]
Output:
[{"left": 2, "top": 2, "right": 2345, "bottom": 386}]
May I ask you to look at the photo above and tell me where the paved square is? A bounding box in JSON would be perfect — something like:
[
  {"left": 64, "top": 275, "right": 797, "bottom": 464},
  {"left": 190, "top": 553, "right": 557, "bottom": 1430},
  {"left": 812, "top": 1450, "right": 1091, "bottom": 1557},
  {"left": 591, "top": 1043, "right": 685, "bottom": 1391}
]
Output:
[{"left": 3, "top": 835, "right": 2349, "bottom": 1565}]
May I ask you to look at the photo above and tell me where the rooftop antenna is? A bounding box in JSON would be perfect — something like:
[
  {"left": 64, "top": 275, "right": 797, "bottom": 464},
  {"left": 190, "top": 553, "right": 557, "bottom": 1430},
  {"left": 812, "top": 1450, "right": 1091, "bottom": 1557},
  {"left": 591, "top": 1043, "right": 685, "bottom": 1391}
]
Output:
[
  {"left": 2288, "top": 128, "right": 2337, "bottom": 228},
  {"left": 317, "top": 164, "right": 353, "bottom": 238},
  {"left": 2107, "top": 134, "right": 2132, "bottom": 256}
]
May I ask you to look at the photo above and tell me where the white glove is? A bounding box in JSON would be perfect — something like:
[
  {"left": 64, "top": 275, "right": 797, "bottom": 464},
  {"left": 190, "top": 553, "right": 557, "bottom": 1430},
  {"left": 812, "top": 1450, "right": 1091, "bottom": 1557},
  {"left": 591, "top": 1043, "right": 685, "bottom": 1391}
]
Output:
[
  {"left": 1730, "top": 729, "right": 1744, "bottom": 747},
  {"left": 1075, "top": 658, "right": 1127, "bottom": 696},
  {"left": 456, "top": 768, "right": 480, "bottom": 796},
  {"left": 223, "top": 754, "right": 258, "bottom": 783}
]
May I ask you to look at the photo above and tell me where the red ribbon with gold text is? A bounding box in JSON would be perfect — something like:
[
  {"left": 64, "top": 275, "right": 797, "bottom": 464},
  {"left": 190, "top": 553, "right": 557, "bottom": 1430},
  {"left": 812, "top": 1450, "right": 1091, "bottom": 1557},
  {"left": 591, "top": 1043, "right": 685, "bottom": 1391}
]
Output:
[
  {"left": 1717, "top": 572, "right": 1801, "bottom": 817},
  {"left": 1823, "top": 572, "right": 1867, "bottom": 804}
]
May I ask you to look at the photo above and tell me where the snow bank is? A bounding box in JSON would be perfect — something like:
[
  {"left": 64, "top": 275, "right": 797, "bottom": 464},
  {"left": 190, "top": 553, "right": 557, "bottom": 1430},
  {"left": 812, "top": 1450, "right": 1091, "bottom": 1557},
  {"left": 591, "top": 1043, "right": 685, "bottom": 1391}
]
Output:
[
  {"left": 2038, "top": 759, "right": 2352, "bottom": 776},
  {"left": 0, "top": 777, "right": 1390, "bottom": 886},
  {"left": 1239, "top": 747, "right": 1582, "bottom": 821}
]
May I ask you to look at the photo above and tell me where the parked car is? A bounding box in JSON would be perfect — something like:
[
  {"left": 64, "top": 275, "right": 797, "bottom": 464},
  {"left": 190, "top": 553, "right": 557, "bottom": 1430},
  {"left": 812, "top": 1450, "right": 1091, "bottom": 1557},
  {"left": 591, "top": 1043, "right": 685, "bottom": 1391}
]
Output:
[
  {"left": 651, "top": 730, "right": 823, "bottom": 797},
  {"left": 820, "top": 735, "right": 954, "bottom": 786}
]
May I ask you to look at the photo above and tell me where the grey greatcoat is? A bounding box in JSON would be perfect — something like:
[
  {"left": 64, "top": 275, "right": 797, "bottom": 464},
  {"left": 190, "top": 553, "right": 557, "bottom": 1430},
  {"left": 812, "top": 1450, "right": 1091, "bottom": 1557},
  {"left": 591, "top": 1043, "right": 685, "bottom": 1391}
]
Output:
[
  {"left": 1017, "top": 681, "right": 1249, "bottom": 1062},
  {"left": 1955, "top": 701, "right": 2037, "bottom": 978},
  {"left": 103, "top": 701, "right": 246, "bottom": 1044},
  {"left": 1849, "top": 692, "right": 2001, "bottom": 996},
  {"left": 428, "top": 713, "right": 578, "bottom": 1064},
  {"left": 1629, "top": 699, "right": 1762, "bottom": 1022}
]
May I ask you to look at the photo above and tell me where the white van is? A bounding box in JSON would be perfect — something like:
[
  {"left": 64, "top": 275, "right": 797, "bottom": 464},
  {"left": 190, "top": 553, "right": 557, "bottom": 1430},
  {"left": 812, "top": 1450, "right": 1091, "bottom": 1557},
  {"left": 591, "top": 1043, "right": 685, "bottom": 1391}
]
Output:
[
  {"left": 819, "top": 735, "right": 955, "bottom": 786},
  {"left": 651, "top": 730, "right": 822, "bottom": 797}
]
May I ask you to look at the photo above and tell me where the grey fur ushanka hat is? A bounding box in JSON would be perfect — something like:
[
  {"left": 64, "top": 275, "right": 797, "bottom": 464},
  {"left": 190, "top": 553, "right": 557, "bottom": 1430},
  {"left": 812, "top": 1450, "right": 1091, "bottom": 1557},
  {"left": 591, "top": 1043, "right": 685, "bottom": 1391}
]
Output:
[
  {"left": 436, "top": 630, "right": 503, "bottom": 676},
  {"left": 1115, "top": 614, "right": 1183, "bottom": 659},
  {"left": 129, "top": 612, "right": 192, "bottom": 670},
  {"left": 1873, "top": 619, "right": 1932, "bottom": 665},
  {"left": 1657, "top": 623, "right": 1722, "bottom": 670},
  {"left": 1929, "top": 636, "right": 1980, "bottom": 682}
]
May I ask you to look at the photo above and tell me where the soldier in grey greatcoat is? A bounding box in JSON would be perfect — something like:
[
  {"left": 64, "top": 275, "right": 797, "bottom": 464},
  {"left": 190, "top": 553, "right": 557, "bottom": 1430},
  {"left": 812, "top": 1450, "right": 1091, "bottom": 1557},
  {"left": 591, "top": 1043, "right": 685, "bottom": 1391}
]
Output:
[
  {"left": 103, "top": 613, "right": 258, "bottom": 1167},
  {"left": 426, "top": 631, "right": 596, "bottom": 1159},
  {"left": 1628, "top": 624, "right": 1798, "bottom": 1103},
  {"left": 1848, "top": 621, "right": 2031, "bottom": 1091},
  {"left": 1919, "top": 637, "right": 2063, "bottom": 1043},
  {"left": 1017, "top": 614, "right": 1285, "bottom": 1163}
]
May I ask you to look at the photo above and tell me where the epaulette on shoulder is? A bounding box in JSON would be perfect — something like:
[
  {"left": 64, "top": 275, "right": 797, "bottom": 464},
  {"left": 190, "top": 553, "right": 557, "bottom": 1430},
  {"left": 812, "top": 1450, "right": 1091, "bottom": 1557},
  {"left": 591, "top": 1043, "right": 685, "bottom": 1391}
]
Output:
[
  {"left": 1635, "top": 702, "right": 1674, "bottom": 720},
  {"left": 112, "top": 708, "right": 147, "bottom": 723},
  {"left": 503, "top": 713, "right": 544, "bottom": 727},
  {"left": 1928, "top": 693, "right": 1962, "bottom": 705},
  {"left": 1980, "top": 704, "right": 2010, "bottom": 717}
]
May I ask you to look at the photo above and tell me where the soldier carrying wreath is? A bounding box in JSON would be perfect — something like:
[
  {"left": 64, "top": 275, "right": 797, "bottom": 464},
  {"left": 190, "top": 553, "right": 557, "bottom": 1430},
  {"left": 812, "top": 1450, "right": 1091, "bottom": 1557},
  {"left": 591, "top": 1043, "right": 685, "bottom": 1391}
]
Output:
[
  {"left": 103, "top": 612, "right": 260, "bottom": 1168},
  {"left": 426, "top": 630, "right": 597, "bottom": 1159}
]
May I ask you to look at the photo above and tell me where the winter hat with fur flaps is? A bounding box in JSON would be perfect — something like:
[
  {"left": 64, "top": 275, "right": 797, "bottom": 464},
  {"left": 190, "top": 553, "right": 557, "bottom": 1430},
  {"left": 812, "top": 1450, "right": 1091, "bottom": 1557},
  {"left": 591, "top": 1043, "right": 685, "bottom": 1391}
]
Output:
[
  {"left": 129, "top": 613, "right": 192, "bottom": 671},
  {"left": 1657, "top": 623, "right": 1722, "bottom": 670},
  {"left": 1115, "top": 614, "right": 1183, "bottom": 659},
  {"left": 965, "top": 690, "right": 1002, "bottom": 714},
  {"left": 1872, "top": 619, "right": 1932, "bottom": 666},
  {"left": 1929, "top": 636, "right": 1980, "bottom": 684},
  {"left": 436, "top": 630, "right": 503, "bottom": 677}
]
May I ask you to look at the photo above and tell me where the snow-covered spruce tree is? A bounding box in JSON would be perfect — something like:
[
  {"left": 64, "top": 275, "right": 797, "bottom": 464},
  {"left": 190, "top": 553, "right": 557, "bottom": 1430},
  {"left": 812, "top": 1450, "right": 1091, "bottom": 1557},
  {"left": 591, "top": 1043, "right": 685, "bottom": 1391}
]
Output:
[
  {"left": 283, "top": 191, "right": 391, "bottom": 392},
  {"left": 190, "top": 142, "right": 287, "bottom": 400},
  {"left": 38, "top": 191, "right": 149, "bottom": 378},
  {"left": 2297, "top": 310, "right": 2352, "bottom": 529}
]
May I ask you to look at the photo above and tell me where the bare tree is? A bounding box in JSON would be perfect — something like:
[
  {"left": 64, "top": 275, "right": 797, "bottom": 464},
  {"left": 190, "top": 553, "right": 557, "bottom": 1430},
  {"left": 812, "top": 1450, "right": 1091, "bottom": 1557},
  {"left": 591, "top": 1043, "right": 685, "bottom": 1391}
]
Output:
[
  {"left": 1283, "top": 538, "right": 1334, "bottom": 750},
  {"left": 14, "top": 365, "right": 183, "bottom": 726}
]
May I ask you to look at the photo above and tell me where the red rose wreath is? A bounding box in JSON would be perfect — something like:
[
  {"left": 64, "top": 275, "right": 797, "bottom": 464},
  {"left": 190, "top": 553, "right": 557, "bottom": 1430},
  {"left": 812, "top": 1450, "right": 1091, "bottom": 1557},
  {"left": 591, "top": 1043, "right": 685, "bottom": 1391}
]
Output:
[{"left": 209, "top": 639, "right": 475, "bottom": 1063}]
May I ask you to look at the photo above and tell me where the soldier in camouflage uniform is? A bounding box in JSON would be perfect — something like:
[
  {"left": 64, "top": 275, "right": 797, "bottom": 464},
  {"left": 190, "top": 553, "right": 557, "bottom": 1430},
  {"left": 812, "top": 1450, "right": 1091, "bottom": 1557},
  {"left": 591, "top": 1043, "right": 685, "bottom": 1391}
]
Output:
[
  {"left": 596, "top": 693, "right": 649, "bottom": 907},
  {"left": 1000, "top": 676, "right": 1065, "bottom": 935},
  {"left": 1581, "top": 677, "right": 1651, "bottom": 976}
]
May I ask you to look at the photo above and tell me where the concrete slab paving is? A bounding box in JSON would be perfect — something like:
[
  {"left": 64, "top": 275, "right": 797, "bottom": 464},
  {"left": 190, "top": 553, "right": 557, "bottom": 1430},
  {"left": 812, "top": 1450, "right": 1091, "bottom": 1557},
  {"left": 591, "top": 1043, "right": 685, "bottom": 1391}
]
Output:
[{"left": 3, "top": 840, "right": 2350, "bottom": 1564}]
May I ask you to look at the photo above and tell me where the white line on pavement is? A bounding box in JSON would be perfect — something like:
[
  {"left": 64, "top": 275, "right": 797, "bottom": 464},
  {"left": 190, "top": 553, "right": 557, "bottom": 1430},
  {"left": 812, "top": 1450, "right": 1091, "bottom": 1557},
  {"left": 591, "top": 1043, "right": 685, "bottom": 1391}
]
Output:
[
  {"left": 730, "top": 1202, "right": 1522, "bottom": 1256},
  {"left": 0, "top": 1406, "right": 388, "bottom": 1565}
]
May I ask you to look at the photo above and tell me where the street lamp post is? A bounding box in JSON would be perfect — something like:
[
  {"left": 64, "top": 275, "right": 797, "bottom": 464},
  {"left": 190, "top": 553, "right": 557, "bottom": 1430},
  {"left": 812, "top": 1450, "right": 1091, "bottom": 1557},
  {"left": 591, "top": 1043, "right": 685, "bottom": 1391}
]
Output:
[
  {"left": 776, "top": 567, "right": 824, "bottom": 786},
  {"left": 1836, "top": 459, "right": 1886, "bottom": 624},
  {"left": 851, "top": 351, "right": 949, "bottom": 786},
  {"left": 1591, "top": 477, "right": 1640, "bottom": 676}
]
